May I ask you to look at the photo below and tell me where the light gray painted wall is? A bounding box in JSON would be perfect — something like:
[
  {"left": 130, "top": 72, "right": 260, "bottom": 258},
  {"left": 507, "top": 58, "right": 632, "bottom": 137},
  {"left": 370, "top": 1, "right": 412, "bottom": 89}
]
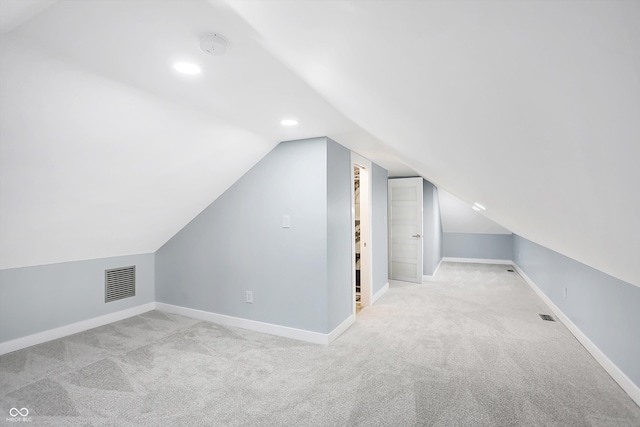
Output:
[
  {"left": 443, "top": 232, "right": 513, "bottom": 260},
  {"left": 0, "top": 253, "right": 154, "bottom": 343},
  {"left": 513, "top": 235, "right": 640, "bottom": 388},
  {"left": 326, "top": 139, "right": 353, "bottom": 331},
  {"left": 371, "top": 163, "right": 389, "bottom": 294},
  {"left": 156, "top": 137, "right": 334, "bottom": 333},
  {"left": 423, "top": 180, "right": 443, "bottom": 275}
]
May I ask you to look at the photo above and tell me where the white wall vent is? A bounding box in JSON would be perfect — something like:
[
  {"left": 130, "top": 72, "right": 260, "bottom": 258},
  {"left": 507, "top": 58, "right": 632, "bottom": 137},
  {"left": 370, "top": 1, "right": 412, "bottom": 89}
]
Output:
[{"left": 105, "top": 266, "right": 135, "bottom": 302}]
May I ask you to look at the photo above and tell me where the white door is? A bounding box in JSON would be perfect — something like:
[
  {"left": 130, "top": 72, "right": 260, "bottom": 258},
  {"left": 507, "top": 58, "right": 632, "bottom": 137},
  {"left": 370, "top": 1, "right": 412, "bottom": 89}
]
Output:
[{"left": 388, "top": 178, "right": 423, "bottom": 283}]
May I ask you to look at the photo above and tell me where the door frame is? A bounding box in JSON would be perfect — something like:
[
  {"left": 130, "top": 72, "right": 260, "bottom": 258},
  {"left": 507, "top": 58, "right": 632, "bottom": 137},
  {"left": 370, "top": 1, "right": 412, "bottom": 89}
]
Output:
[{"left": 351, "top": 153, "right": 373, "bottom": 315}]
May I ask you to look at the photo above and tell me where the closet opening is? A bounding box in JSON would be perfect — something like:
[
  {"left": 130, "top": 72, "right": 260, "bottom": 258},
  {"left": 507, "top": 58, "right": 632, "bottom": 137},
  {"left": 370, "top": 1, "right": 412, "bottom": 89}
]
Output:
[{"left": 352, "top": 155, "right": 372, "bottom": 316}]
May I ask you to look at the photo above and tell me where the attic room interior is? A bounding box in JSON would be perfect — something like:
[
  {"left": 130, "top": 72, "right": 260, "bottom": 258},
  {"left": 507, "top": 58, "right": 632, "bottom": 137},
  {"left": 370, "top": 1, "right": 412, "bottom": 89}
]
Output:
[{"left": 0, "top": 0, "right": 639, "bottom": 425}]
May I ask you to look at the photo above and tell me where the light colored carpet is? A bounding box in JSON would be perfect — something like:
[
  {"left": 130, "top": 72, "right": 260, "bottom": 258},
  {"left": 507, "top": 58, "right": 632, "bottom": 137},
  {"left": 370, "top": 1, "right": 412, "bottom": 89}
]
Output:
[{"left": 1, "top": 262, "right": 639, "bottom": 426}]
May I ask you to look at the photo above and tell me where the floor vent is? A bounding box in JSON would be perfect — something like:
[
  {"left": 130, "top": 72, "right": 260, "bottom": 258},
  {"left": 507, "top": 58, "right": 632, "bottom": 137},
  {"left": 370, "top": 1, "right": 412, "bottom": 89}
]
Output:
[
  {"left": 105, "top": 266, "right": 135, "bottom": 303},
  {"left": 507, "top": 269, "right": 514, "bottom": 272},
  {"left": 539, "top": 314, "right": 555, "bottom": 322}
]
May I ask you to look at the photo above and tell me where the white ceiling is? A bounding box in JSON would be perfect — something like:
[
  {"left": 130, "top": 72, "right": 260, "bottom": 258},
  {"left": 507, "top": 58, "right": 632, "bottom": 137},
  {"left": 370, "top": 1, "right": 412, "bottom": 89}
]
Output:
[{"left": 0, "top": 0, "right": 638, "bottom": 287}]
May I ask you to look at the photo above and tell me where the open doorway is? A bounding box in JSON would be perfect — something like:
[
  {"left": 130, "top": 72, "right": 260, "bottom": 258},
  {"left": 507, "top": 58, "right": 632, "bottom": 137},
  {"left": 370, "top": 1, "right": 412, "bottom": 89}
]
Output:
[
  {"left": 354, "top": 166, "right": 362, "bottom": 313},
  {"left": 352, "top": 154, "right": 372, "bottom": 316}
]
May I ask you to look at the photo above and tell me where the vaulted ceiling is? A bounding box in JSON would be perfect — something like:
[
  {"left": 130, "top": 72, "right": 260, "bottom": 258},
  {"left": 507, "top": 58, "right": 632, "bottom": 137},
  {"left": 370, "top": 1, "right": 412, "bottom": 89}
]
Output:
[{"left": 1, "top": 0, "right": 638, "bottom": 287}]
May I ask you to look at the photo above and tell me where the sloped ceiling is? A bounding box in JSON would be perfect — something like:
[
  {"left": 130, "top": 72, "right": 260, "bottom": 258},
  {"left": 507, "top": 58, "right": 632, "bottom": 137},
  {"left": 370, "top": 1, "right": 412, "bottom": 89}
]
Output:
[
  {"left": 438, "top": 190, "right": 511, "bottom": 235},
  {"left": 0, "top": 0, "right": 638, "bottom": 287}
]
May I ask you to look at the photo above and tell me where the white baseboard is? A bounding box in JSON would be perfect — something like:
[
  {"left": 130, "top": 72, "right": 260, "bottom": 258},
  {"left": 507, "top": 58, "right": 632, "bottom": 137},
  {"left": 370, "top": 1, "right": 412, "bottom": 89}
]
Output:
[
  {"left": 433, "top": 257, "right": 444, "bottom": 276},
  {"left": 423, "top": 258, "right": 444, "bottom": 281},
  {"left": 0, "top": 302, "right": 155, "bottom": 355},
  {"left": 328, "top": 314, "right": 355, "bottom": 344},
  {"left": 0, "top": 300, "right": 356, "bottom": 353},
  {"left": 513, "top": 264, "right": 640, "bottom": 407},
  {"left": 156, "top": 302, "right": 338, "bottom": 345},
  {"left": 371, "top": 282, "right": 389, "bottom": 304},
  {"left": 442, "top": 257, "right": 513, "bottom": 265}
]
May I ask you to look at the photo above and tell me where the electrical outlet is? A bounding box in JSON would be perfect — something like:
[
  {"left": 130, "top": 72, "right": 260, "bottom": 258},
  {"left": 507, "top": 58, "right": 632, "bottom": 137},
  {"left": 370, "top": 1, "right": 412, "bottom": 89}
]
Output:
[
  {"left": 564, "top": 287, "right": 567, "bottom": 299},
  {"left": 245, "top": 291, "right": 253, "bottom": 303}
]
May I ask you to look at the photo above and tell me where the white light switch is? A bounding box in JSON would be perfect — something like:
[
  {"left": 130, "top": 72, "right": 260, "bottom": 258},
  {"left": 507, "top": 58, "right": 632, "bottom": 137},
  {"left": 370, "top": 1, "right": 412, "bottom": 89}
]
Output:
[
  {"left": 245, "top": 291, "right": 253, "bottom": 303},
  {"left": 282, "top": 215, "right": 290, "bottom": 228}
]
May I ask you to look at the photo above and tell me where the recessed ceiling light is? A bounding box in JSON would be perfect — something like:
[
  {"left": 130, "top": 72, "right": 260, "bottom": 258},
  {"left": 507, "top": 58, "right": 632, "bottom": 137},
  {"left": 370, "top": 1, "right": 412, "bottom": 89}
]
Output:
[
  {"left": 280, "top": 119, "right": 298, "bottom": 126},
  {"left": 173, "top": 62, "right": 201, "bottom": 75},
  {"left": 474, "top": 203, "right": 486, "bottom": 210},
  {"left": 472, "top": 206, "right": 481, "bottom": 211}
]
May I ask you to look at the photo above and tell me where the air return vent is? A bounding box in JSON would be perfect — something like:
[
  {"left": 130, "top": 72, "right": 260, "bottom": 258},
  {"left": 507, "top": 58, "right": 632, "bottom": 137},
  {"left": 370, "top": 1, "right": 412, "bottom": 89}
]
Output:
[
  {"left": 105, "top": 266, "right": 135, "bottom": 303},
  {"left": 539, "top": 314, "right": 555, "bottom": 322}
]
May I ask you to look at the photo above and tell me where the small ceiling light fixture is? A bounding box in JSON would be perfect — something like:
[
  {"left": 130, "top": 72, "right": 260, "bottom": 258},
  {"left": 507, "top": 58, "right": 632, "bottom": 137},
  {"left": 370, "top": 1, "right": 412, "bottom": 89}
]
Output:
[
  {"left": 474, "top": 203, "right": 486, "bottom": 210},
  {"left": 280, "top": 119, "right": 298, "bottom": 126},
  {"left": 200, "top": 33, "right": 228, "bottom": 56},
  {"left": 173, "top": 61, "right": 201, "bottom": 75}
]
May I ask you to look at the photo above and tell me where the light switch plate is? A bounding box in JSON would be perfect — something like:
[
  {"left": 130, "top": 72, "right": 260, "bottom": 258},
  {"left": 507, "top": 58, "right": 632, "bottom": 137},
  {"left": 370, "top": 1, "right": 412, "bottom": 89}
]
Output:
[{"left": 282, "top": 215, "right": 290, "bottom": 228}]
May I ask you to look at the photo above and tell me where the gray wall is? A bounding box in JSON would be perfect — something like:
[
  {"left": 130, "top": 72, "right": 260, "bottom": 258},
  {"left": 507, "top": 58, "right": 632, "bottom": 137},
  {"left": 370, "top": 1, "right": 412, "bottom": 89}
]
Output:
[
  {"left": 0, "top": 253, "right": 155, "bottom": 343},
  {"left": 326, "top": 139, "right": 353, "bottom": 330},
  {"left": 443, "top": 232, "right": 513, "bottom": 260},
  {"left": 423, "top": 180, "right": 443, "bottom": 275},
  {"left": 513, "top": 235, "right": 640, "bottom": 388},
  {"left": 371, "top": 163, "right": 389, "bottom": 295},
  {"left": 156, "top": 137, "right": 353, "bottom": 334}
]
